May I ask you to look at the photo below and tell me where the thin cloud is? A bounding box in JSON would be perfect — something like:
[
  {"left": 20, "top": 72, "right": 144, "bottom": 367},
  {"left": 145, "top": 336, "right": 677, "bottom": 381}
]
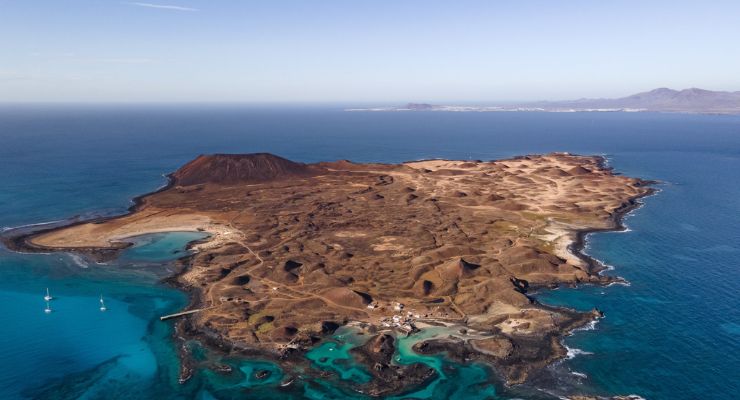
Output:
[
  {"left": 0, "top": 70, "right": 37, "bottom": 82},
  {"left": 127, "top": 2, "right": 199, "bottom": 12},
  {"left": 96, "top": 57, "right": 157, "bottom": 64}
]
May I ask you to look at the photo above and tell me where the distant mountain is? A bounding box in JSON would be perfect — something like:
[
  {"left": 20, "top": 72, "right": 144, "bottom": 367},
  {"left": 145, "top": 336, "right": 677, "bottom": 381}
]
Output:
[
  {"left": 539, "top": 88, "right": 740, "bottom": 113},
  {"left": 347, "top": 88, "right": 740, "bottom": 114}
]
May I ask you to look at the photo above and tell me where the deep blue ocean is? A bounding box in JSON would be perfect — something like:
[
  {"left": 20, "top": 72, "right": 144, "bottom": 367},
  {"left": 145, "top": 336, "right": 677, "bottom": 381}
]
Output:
[{"left": 0, "top": 105, "right": 738, "bottom": 399}]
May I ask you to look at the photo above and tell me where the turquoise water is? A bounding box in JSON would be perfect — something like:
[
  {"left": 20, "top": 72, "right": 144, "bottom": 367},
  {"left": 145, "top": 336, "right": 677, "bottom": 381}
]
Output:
[
  {"left": 122, "top": 232, "right": 209, "bottom": 263},
  {"left": 306, "top": 340, "right": 372, "bottom": 383},
  {"left": 0, "top": 240, "right": 189, "bottom": 399},
  {"left": 1, "top": 106, "right": 739, "bottom": 399},
  {"left": 390, "top": 327, "right": 498, "bottom": 400}
]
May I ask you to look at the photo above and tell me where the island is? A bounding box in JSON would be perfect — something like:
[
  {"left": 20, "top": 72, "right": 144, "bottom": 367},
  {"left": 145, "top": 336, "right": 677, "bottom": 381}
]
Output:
[
  {"left": 6, "top": 152, "right": 653, "bottom": 397},
  {"left": 347, "top": 87, "right": 740, "bottom": 114}
]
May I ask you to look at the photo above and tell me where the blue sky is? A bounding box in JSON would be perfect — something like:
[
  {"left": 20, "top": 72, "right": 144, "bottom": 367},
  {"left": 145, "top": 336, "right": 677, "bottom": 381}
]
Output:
[{"left": 1, "top": 0, "right": 739, "bottom": 102}]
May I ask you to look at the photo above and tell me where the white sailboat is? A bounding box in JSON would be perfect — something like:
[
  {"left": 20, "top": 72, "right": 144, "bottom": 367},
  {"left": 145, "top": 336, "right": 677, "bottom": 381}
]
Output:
[
  {"left": 99, "top": 295, "right": 107, "bottom": 312},
  {"left": 44, "top": 288, "right": 52, "bottom": 301},
  {"left": 44, "top": 300, "right": 52, "bottom": 314}
]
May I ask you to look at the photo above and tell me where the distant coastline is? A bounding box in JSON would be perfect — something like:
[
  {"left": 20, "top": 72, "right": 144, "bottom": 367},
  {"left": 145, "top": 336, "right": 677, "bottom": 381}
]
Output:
[
  {"left": 347, "top": 87, "right": 740, "bottom": 115},
  {"left": 346, "top": 104, "right": 650, "bottom": 113}
]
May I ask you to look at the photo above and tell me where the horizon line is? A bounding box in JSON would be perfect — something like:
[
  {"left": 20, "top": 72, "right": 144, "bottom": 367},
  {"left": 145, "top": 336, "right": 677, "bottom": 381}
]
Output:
[{"left": 1, "top": 86, "right": 739, "bottom": 106}]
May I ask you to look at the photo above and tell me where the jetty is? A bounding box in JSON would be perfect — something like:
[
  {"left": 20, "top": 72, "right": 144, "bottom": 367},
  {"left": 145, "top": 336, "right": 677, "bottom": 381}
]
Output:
[{"left": 160, "top": 307, "right": 213, "bottom": 321}]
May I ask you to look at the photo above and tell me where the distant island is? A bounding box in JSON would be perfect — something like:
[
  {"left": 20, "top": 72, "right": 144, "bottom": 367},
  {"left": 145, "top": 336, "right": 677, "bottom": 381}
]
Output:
[
  {"left": 5, "top": 153, "right": 653, "bottom": 399},
  {"left": 348, "top": 88, "right": 740, "bottom": 114}
]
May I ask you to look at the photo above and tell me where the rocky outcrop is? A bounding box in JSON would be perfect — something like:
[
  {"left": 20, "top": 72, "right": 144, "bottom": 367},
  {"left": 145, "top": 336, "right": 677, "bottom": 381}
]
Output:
[
  {"left": 350, "top": 334, "right": 436, "bottom": 397},
  {"left": 171, "top": 153, "right": 323, "bottom": 186}
]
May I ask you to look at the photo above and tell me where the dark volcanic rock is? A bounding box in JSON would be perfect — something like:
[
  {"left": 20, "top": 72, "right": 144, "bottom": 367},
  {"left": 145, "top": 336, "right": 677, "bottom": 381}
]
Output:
[
  {"left": 172, "top": 153, "right": 323, "bottom": 186},
  {"left": 350, "top": 334, "right": 436, "bottom": 397},
  {"left": 320, "top": 321, "right": 341, "bottom": 334}
]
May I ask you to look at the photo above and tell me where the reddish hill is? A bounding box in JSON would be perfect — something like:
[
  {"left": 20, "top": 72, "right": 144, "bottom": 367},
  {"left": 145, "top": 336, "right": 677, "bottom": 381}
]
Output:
[{"left": 171, "top": 153, "right": 323, "bottom": 186}]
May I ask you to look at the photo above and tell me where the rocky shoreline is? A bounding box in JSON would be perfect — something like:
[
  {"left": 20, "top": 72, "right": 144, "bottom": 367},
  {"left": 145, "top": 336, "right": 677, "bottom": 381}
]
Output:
[{"left": 567, "top": 184, "right": 658, "bottom": 278}]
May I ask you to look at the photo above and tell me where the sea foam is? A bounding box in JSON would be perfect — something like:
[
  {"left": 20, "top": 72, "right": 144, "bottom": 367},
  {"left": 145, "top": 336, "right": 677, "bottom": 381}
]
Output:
[
  {"left": 570, "top": 370, "right": 588, "bottom": 378},
  {"left": 69, "top": 254, "right": 89, "bottom": 268},
  {"left": 565, "top": 346, "right": 594, "bottom": 359},
  {"left": 0, "top": 219, "right": 68, "bottom": 232}
]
